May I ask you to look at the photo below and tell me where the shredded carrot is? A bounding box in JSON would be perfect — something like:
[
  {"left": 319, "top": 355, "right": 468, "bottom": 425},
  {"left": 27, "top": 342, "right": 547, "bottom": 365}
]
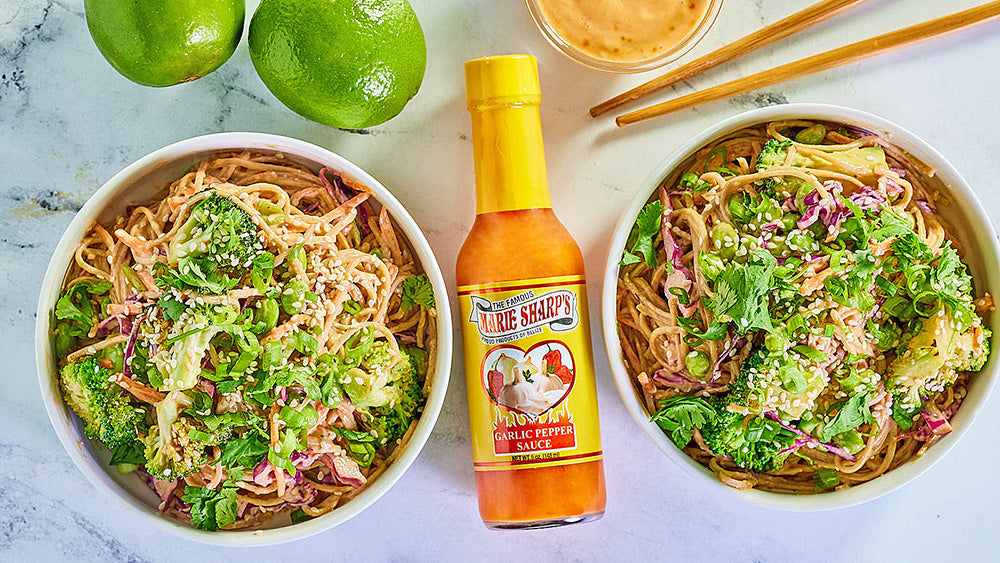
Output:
[
  {"left": 276, "top": 465, "right": 286, "bottom": 498},
  {"left": 261, "top": 314, "right": 308, "bottom": 344},
  {"left": 112, "top": 373, "right": 166, "bottom": 404},
  {"left": 870, "top": 238, "right": 892, "bottom": 256},
  {"left": 107, "top": 302, "right": 141, "bottom": 316},
  {"left": 168, "top": 195, "right": 189, "bottom": 210},
  {"left": 93, "top": 223, "right": 115, "bottom": 250},
  {"left": 801, "top": 268, "right": 834, "bottom": 294},
  {"left": 136, "top": 268, "right": 159, "bottom": 292},
  {"left": 114, "top": 229, "right": 153, "bottom": 258}
]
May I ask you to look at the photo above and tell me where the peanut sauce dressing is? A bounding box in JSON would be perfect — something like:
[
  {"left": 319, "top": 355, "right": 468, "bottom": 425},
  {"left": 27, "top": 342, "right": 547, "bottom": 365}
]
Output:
[{"left": 537, "top": 0, "right": 712, "bottom": 62}]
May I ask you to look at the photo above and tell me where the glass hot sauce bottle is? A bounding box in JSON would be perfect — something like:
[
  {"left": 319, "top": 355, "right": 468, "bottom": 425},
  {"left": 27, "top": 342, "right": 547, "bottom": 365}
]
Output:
[{"left": 456, "top": 54, "right": 606, "bottom": 529}]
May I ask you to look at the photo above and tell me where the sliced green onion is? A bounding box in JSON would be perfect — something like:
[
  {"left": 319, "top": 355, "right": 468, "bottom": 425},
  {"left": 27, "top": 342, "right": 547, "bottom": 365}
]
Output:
[
  {"left": 823, "top": 276, "right": 848, "bottom": 297},
  {"left": 343, "top": 299, "right": 361, "bottom": 314},
  {"left": 188, "top": 429, "right": 215, "bottom": 443},
  {"left": 874, "top": 275, "right": 897, "bottom": 296},
  {"left": 668, "top": 287, "right": 691, "bottom": 306},
  {"left": 232, "top": 350, "right": 254, "bottom": 374},
  {"left": 833, "top": 430, "right": 865, "bottom": 455},
  {"left": 829, "top": 250, "right": 845, "bottom": 272},
  {"left": 121, "top": 265, "right": 146, "bottom": 292},
  {"left": 680, "top": 172, "right": 701, "bottom": 188},
  {"left": 913, "top": 291, "right": 940, "bottom": 317},
  {"left": 814, "top": 468, "right": 840, "bottom": 491},
  {"left": 787, "top": 314, "right": 805, "bottom": 335},
  {"left": 705, "top": 146, "right": 728, "bottom": 170},
  {"left": 793, "top": 344, "right": 828, "bottom": 362},
  {"left": 212, "top": 362, "right": 230, "bottom": 381},
  {"left": 261, "top": 340, "right": 283, "bottom": 370},
  {"left": 764, "top": 332, "right": 788, "bottom": 353},
  {"left": 779, "top": 365, "right": 808, "bottom": 394}
]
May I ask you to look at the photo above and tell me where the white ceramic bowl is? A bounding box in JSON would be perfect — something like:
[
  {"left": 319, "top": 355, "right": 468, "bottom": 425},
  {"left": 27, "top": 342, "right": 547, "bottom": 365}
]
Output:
[
  {"left": 601, "top": 104, "right": 1000, "bottom": 510},
  {"left": 35, "top": 132, "right": 453, "bottom": 545}
]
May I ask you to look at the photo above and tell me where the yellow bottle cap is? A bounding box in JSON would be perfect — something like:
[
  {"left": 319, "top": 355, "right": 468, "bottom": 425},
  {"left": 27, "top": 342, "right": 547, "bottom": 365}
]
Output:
[{"left": 465, "top": 54, "right": 541, "bottom": 110}]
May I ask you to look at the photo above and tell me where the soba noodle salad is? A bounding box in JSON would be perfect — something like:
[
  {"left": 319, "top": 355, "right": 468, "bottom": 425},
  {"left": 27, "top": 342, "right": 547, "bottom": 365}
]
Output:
[
  {"left": 616, "top": 120, "right": 993, "bottom": 493},
  {"left": 52, "top": 152, "right": 437, "bottom": 530}
]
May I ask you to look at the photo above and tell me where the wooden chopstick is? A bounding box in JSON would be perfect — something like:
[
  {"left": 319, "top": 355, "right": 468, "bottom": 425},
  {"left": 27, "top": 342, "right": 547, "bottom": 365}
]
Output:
[
  {"left": 590, "top": 0, "right": 873, "bottom": 117},
  {"left": 616, "top": 1, "right": 1000, "bottom": 127}
]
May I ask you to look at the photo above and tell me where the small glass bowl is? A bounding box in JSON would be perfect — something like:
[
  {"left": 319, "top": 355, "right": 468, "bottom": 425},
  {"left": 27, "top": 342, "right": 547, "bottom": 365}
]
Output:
[{"left": 525, "top": 0, "right": 723, "bottom": 73}]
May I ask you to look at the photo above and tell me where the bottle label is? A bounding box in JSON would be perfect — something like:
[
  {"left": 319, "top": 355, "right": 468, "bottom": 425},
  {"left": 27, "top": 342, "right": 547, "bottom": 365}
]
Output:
[{"left": 458, "top": 275, "right": 602, "bottom": 472}]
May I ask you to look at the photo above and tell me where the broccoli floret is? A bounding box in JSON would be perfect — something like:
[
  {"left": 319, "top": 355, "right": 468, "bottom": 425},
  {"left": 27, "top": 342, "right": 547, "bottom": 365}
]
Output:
[
  {"left": 756, "top": 139, "right": 794, "bottom": 173},
  {"left": 143, "top": 418, "right": 208, "bottom": 480},
  {"left": 949, "top": 322, "right": 991, "bottom": 372},
  {"left": 887, "top": 308, "right": 990, "bottom": 408},
  {"left": 755, "top": 139, "right": 820, "bottom": 197},
  {"left": 361, "top": 349, "right": 428, "bottom": 446},
  {"left": 166, "top": 192, "right": 263, "bottom": 294},
  {"left": 361, "top": 340, "right": 396, "bottom": 371},
  {"left": 700, "top": 349, "right": 793, "bottom": 473},
  {"left": 59, "top": 356, "right": 142, "bottom": 447},
  {"left": 152, "top": 307, "right": 220, "bottom": 392},
  {"left": 724, "top": 346, "right": 827, "bottom": 418},
  {"left": 700, "top": 398, "right": 791, "bottom": 473},
  {"left": 143, "top": 395, "right": 208, "bottom": 480}
]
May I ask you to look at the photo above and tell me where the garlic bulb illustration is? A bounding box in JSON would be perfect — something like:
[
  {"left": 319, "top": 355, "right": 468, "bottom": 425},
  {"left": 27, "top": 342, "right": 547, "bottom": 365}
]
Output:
[{"left": 493, "top": 350, "right": 568, "bottom": 416}]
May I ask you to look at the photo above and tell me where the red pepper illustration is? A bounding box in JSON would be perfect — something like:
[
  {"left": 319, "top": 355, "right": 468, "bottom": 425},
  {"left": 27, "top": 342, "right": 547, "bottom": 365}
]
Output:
[
  {"left": 543, "top": 349, "right": 562, "bottom": 373},
  {"left": 553, "top": 365, "right": 573, "bottom": 384},
  {"left": 487, "top": 369, "right": 504, "bottom": 400}
]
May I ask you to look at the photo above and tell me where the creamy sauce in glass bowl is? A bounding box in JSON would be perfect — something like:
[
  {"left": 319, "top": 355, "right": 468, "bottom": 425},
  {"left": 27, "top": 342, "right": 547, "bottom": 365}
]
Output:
[{"left": 535, "top": 0, "right": 713, "bottom": 64}]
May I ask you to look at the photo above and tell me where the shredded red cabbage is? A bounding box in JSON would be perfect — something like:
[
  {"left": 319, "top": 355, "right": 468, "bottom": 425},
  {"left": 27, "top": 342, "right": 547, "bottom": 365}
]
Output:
[
  {"left": 320, "top": 167, "right": 370, "bottom": 235},
  {"left": 710, "top": 336, "right": 746, "bottom": 382},
  {"left": 659, "top": 189, "right": 698, "bottom": 315},
  {"left": 920, "top": 403, "right": 953, "bottom": 436},
  {"left": 122, "top": 313, "right": 143, "bottom": 379},
  {"left": 763, "top": 411, "right": 856, "bottom": 461}
]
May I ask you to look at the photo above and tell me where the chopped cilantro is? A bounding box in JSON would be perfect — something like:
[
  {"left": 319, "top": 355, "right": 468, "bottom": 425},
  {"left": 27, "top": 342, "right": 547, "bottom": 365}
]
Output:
[
  {"left": 109, "top": 440, "right": 145, "bottom": 466},
  {"left": 821, "top": 392, "right": 875, "bottom": 441},
  {"left": 621, "top": 200, "right": 664, "bottom": 267},
  {"left": 182, "top": 483, "right": 238, "bottom": 531},
  {"left": 157, "top": 295, "right": 187, "bottom": 321},
  {"left": 651, "top": 396, "right": 715, "bottom": 449},
  {"left": 400, "top": 274, "right": 435, "bottom": 311},
  {"left": 872, "top": 209, "right": 913, "bottom": 242},
  {"left": 216, "top": 435, "right": 269, "bottom": 470},
  {"left": 711, "top": 250, "right": 777, "bottom": 334}
]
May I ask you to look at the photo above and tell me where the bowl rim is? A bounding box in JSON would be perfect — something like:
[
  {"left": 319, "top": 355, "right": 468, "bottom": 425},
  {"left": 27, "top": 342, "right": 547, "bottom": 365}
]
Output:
[
  {"left": 600, "top": 103, "right": 1000, "bottom": 510},
  {"left": 34, "top": 132, "right": 454, "bottom": 545}
]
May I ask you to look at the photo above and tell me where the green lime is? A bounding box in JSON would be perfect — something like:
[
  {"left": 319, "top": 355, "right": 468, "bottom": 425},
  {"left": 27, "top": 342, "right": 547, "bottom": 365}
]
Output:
[
  {"left": 85, "top": 0, "right": 244, "bottom": 87},
  {"left": 248, "top": 0, "right": 426, "bottom": 129}
]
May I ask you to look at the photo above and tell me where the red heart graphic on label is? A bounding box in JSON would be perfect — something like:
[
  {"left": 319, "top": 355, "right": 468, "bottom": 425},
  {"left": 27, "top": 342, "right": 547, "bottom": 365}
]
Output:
[{"left": 481, "top": 340, "right": 575, "bottom": 418}]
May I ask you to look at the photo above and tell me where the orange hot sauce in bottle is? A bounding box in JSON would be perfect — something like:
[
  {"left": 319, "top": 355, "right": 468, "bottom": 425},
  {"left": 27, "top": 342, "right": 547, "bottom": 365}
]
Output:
[{"left": 457, "top": 55, "right": 606, "bottom": 529}]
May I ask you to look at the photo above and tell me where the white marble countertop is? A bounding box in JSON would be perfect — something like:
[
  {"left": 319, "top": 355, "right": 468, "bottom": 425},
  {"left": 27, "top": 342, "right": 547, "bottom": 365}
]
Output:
[{"left": 2, "top": 0, "right": 999, "bottom": 560}]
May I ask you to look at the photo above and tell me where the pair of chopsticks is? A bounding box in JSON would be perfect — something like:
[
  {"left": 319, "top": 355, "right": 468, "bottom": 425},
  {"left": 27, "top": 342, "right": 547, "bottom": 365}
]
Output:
[{"left": 591, "top": 0, "right": 1000, "bottom": 127}]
